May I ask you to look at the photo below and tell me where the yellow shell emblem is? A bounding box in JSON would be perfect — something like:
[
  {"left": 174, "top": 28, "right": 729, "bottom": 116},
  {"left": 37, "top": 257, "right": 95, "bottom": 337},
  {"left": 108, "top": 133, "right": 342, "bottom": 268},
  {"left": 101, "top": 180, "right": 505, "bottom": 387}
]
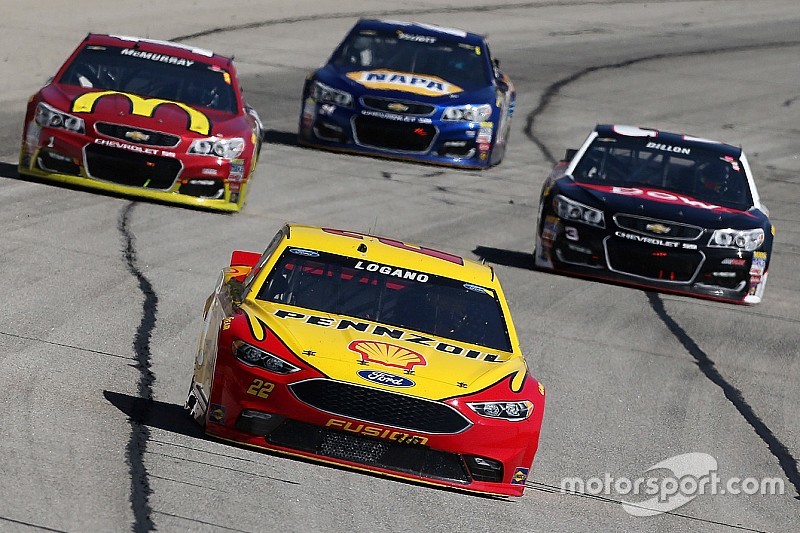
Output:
[{"left": 348, "top": 340, "right": 427, "bottom": 371}]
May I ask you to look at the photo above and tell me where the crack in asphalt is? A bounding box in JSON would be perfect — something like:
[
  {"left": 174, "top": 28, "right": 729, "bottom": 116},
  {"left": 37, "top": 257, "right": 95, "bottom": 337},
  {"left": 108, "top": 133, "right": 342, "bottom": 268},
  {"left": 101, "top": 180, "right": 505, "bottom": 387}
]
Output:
[
  {"left": 119, "top": 203, "right": 157, "bottom": 533},
  {"left": 524, "top": 39, "right": 800, "bottom": 166},
  {"left": 647, "top": 293, "right": 800, "bottom": 499}
]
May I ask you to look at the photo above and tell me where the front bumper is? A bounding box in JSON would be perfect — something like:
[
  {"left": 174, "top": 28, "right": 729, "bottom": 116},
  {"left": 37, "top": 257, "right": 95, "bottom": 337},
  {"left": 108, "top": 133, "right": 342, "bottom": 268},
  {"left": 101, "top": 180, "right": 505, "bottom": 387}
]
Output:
[
  {"left": 202, "top": 358, "right": 541, "bottom": 497},
  {"left": 299, "top": 97, "right": 496, "bottom": 169},
  {"left": 19, "top": 127, "right": 253, "bottom": 212},
  {"left": 535, "top": 215, "right": 769, "bottom": 304}
]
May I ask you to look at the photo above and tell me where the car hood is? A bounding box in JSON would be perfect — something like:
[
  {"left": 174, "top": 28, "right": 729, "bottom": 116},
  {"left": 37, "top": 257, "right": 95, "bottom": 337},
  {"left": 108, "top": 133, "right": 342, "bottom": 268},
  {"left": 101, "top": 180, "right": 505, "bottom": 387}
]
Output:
[
  {"left": 316, "top": 65, "right": 495, "bottom": 105},
  {"left": 242, "top": 300, "right": 527, "bottom": 400},
  {"left": 562, "top": 180, "right": 766, "bottom": 228},
  {"left": 41, "top": 83, "right": 242, "bottom": 138}
]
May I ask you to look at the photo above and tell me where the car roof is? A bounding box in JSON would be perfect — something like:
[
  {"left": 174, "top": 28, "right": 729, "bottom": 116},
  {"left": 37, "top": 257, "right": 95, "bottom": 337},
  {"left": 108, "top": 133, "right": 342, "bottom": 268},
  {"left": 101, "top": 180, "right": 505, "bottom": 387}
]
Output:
[
  {"left": 81, "top": 33, "right": 232, "bottom": 68},
  {"left": 597, "top": 124, "right": 742, "bottom": 158},
  {"left": 354, "top": 18, "right": 486, "bottom": 46},
  {"left": 282, "top": 224, "right": 497, "bottom": 286}
]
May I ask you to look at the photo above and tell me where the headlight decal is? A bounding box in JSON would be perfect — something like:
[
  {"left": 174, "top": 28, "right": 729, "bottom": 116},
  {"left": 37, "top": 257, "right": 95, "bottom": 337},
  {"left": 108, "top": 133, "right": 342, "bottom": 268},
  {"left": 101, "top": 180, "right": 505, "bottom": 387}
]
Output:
[
  {"left": 442, "top": 103, "right": 492, "bottom": 122},
  {"left": 467, "top": 400, "right": 534, "bottom": 421},
  {"left": 189, "top": 137, "right": 245, "bottom": 159},
  {"left": 233, "top": 340, "right": 301, "bottom": 374},
  {"left": 35, "top": 102, "right": 85, "bottom": 134},
  {"left": 554, "top": 195, "right": 605, "bottom": 228},
  {"left": 312, "top": 81, "right": 353, "bottom": 108},
  {"left": 709, "top": 228, "right": 765, "bottom": 251}
]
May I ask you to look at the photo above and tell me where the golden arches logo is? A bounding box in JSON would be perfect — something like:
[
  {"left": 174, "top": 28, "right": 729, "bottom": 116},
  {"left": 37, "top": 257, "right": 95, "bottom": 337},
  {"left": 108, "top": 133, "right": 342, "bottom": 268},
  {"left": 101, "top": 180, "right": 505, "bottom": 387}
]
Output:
[
  {"left": 72, "top": 90, "right": 211, "bottom": 135},
  {"left": 348, "top": 340, "right": 426, "bottom": 371}
]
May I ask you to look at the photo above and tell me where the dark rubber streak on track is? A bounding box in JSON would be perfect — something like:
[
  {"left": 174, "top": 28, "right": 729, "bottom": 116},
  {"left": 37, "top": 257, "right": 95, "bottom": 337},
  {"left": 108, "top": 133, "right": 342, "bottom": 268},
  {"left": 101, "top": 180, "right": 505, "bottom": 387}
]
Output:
[
  {"left": 647, "top": 293, "right": 800, "bottom": 499},
  {"left": 152, "top": 511, "right": 251, "bottom": 532},
  {"left": 119, "top": 203, "right": 157, "bottom": 533},
  {"left": 524, "top": 481, "right": 769, "bottom": 532},
  {"left": 0, "top": 330, "right": 132, "bottom": 360},
  {"left": 171, "top": 0, "right": 709, "bottom": 41},
  {"left": 0, "top": 517, "right": 69, "bottom": 532},
  {"left": 524, "top": 39, "right": 800, "bottom": 166}
]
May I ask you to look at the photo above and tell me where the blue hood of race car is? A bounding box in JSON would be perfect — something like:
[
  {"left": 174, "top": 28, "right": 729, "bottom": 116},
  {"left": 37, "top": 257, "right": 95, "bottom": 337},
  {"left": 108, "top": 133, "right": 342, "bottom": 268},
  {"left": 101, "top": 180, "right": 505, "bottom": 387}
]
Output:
[
  {"left": 315, "top": 64, "right": 497, "bottom": 106},
  {"left": 560, "top": 179, "right": 768, "bottom": 230}
]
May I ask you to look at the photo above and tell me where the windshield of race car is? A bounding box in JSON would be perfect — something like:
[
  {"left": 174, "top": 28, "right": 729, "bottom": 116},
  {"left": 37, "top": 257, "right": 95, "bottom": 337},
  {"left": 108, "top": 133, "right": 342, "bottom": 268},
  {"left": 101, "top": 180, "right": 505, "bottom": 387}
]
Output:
[
  {"left": 571, "top": 137, "right": 753, "bottom": 210},
  {"left": 330, "top": 29, "right": 491, "bottom": 88},
  {"left": 58, "top": 45, "right": 237, "bottom": 113},
  {"left": 256, "top": 248, "right": 512, "bottom": 352}
]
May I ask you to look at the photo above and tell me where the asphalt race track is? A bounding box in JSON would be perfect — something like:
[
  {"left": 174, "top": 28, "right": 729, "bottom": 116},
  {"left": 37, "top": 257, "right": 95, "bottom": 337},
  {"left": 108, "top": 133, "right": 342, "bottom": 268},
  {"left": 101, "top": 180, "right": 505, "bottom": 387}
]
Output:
[{"left": 1, "top": 1, "right": 798, "bottom": 531}]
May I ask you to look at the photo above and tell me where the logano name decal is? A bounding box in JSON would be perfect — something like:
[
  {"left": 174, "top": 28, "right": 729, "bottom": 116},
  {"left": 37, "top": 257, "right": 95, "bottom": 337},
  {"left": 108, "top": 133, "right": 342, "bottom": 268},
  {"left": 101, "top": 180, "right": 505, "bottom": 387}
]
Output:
[
  {"left": 354, "top": 261, "right": 428, "bottom": 282},
  {"left": 346, "top": 69, "right": 463, "bottom": 96},
  {"left": 579, "top": 184, "right": 746, "bottom": 214},
  {"left": 274, "top": 309, "right": 508, "bottom": 362}
]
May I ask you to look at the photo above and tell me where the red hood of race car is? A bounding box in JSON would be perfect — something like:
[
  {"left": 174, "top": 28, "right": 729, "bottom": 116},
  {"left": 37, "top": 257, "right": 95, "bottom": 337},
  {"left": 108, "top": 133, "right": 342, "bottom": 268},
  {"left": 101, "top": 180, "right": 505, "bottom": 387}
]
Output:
[{"left": 39, "top": 83, "right": 246, "bottom": 138}]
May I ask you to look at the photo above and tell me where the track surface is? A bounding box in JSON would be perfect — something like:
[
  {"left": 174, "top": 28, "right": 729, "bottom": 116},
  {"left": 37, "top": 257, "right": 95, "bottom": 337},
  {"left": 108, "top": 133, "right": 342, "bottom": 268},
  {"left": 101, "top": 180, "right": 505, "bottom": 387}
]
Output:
[{"left": 1, "top": 1, "right": 798, "bottom": 531}]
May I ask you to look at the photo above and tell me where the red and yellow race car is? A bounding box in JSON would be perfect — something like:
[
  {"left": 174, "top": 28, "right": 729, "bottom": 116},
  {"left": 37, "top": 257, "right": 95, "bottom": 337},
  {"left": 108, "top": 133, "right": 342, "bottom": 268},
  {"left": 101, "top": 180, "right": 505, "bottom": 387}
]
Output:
[
  {"left": 18, "top": 34, "right": 263, "bottom": 212},
  {"left": 186, "top": 224, "right": 545, "bottom": 496}
]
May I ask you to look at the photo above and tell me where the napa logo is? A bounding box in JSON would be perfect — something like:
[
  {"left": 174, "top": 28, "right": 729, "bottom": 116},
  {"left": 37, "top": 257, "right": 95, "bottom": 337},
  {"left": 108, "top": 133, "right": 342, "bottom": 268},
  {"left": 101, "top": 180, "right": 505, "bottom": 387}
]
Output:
[
  {"left": 357, "top": 370, "right": 415, "bottom": 388},
  {"left": 346, "top": 69, "right": 463, "bottom": 96}
]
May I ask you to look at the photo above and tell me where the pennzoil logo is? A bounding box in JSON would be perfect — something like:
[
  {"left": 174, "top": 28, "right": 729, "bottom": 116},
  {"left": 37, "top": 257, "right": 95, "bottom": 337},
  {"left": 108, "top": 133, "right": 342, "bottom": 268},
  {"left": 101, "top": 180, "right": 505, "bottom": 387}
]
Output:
[
  {"left": 72, "top": 90, "right": 211, "bottom": 135},
  {"left": 326, "top": 419, "right": 428, "bottom": 445},
  {"left": 348, "top": 340, "right": 426, "bottom": 371}
]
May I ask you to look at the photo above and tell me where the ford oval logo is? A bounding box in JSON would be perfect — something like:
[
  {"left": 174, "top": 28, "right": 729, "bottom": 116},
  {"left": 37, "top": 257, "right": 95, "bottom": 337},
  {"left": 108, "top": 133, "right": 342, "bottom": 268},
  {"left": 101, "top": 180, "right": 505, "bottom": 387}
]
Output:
[{"left": 357, "top": 370, "right": 415, "bottom": 388}]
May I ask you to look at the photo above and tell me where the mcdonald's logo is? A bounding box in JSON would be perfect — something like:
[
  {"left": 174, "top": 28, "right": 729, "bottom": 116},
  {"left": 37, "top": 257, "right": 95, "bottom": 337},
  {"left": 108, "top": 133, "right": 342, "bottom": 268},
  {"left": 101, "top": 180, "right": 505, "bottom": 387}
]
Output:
[{"left": 72, "top": 90, "right": 211, "bottom": 135}]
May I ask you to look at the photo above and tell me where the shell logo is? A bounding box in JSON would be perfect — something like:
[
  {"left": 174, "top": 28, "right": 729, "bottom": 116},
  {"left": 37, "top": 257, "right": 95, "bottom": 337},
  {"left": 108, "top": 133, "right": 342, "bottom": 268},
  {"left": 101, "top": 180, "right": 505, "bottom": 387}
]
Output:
[{"left": 348, "top": 340, "right": 427, "bottom": 371}]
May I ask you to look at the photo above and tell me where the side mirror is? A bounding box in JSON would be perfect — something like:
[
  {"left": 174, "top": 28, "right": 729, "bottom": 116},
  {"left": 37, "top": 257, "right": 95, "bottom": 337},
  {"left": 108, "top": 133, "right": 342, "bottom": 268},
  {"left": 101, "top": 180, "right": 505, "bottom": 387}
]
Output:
[{"left": 563, "top": 148, "right": 578, "bottom": 162}]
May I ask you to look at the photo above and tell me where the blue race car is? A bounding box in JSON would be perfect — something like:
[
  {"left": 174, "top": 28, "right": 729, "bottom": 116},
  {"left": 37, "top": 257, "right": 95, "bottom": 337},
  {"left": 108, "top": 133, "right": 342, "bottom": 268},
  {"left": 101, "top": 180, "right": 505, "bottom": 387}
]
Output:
[{"left": 299, "top": 19, "right": 515, "bottom": 169}]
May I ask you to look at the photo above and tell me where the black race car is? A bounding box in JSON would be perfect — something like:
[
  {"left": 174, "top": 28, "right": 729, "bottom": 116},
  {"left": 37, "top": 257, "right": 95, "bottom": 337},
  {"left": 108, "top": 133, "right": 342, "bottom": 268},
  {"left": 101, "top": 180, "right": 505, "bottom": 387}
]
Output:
[{"left": 534, "top": 125, "right": 774, "bottom": 304}]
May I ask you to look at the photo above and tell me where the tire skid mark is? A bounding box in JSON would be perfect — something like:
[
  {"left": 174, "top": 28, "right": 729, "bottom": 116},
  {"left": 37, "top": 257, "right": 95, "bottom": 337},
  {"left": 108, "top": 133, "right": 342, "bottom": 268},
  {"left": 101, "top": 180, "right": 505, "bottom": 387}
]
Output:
[
  {"left": 0, "top": 516, "right": 69, "bottom": 532},
  {"left": 647, "top": 293, "right": 800, "bottom": 499},
  {"left": 524, "top": 39, "right": 800, "bottom": 499},
  {"left": 171, "top": 0, "right": 710, "bottom": 41},
  {"left": 119, "top": 202, "right": 157, "bottom": 533},
  {"left": 0, "top": 330, "right": 132, "bottom": 360},
  {"left": 524, "top": 40, "right": 800, "bottom": 165}
]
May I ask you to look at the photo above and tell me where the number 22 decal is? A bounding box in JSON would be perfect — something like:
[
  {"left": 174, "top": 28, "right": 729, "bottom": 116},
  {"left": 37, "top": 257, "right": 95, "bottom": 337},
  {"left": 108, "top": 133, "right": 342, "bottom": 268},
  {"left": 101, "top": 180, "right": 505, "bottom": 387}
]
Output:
[{"left": 246, "top": 379, "right": 275, "bottom": 399}]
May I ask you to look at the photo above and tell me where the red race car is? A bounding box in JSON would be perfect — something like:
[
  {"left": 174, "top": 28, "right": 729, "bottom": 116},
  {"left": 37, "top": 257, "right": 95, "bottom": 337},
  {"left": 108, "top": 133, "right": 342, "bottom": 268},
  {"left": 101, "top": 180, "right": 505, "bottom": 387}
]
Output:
[
  {"left": 186, "top": 224, "right": 546, "bottom": 496},
  {"left": 19, "top": 34, "right": 263, "bottom": 212}
]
